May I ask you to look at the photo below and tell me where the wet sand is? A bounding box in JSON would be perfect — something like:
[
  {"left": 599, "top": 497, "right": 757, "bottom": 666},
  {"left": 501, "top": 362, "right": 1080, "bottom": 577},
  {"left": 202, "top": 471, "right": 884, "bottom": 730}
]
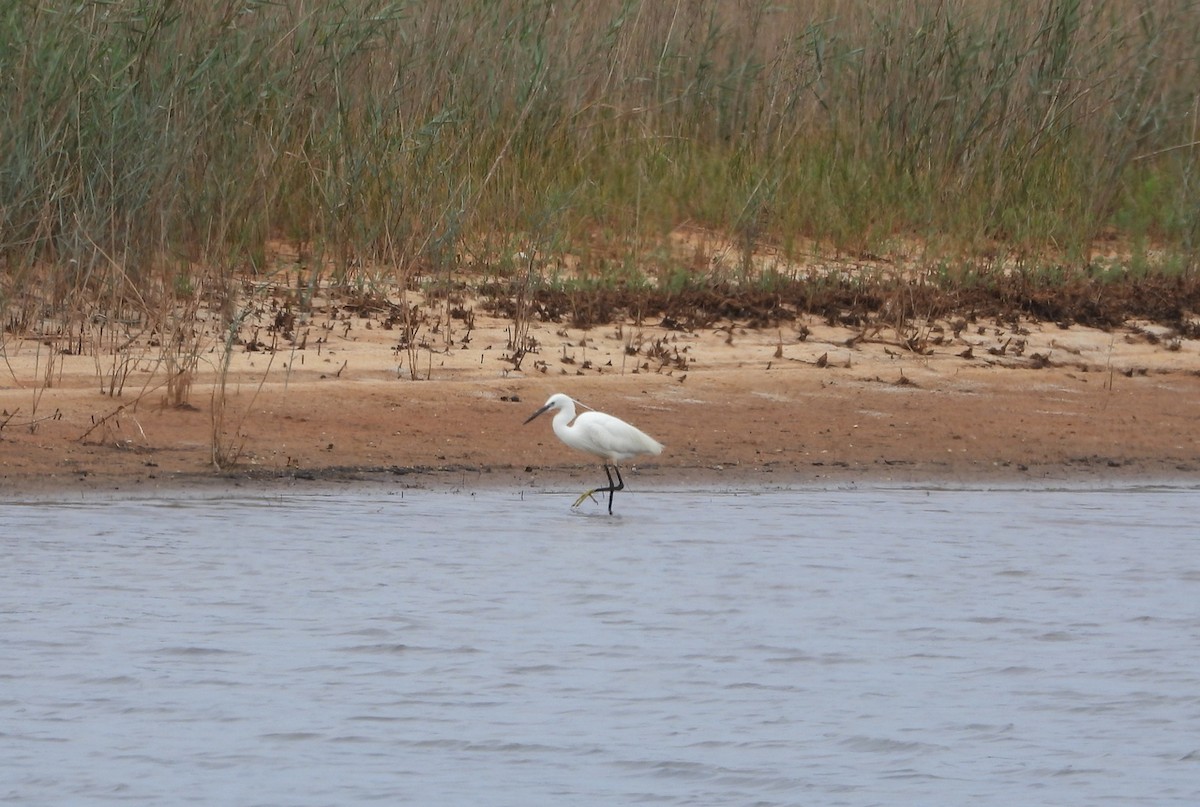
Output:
[{"left": 3, "top": 308, "right": 1198, "bottom": 496}]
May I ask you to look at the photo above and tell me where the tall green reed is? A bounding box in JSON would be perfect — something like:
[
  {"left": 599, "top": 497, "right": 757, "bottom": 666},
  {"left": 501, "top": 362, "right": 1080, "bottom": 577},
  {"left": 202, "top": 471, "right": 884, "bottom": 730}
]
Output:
[{"left": 2, "top": 0, "right": 1198, "bottom": 349}]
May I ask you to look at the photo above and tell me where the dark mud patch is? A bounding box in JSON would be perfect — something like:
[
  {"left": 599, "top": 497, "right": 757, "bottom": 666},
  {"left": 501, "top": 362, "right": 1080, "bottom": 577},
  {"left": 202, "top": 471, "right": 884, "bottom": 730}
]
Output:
[{"left": 480, "top": 270, "right": 1200, "bottom": 335}]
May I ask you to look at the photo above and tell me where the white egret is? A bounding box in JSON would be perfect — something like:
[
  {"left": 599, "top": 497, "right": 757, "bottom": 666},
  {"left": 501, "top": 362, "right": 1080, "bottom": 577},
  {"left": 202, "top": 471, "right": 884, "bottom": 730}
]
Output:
[{"left": 524, "top": 392, "right": 664, "bottom": 514}]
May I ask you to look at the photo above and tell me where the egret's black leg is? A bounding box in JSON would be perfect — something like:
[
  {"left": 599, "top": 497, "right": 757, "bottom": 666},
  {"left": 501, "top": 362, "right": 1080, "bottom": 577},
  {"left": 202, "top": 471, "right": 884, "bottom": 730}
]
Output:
[
  {"left": 573, "top": 464, "right": 626, "bottom": 513},
  {"left": 603, "top": 464, "right": 625, "bottom": 514}
]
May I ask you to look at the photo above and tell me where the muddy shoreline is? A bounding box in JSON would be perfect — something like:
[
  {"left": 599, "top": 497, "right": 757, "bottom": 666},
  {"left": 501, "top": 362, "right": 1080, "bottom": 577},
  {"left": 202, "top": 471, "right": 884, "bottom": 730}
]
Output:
[
  {"left": 5, "top": 288, "right": 1200, "bottom": 499},
  {"left": 4, "top": 359, "right": 1198, "bottom": 498}
]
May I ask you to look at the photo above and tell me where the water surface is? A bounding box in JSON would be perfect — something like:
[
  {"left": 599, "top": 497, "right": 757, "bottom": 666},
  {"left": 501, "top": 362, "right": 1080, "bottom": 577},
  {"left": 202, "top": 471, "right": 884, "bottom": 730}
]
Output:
[{"left": 3, "top": 483, "right": 1198, "bottom": 806}]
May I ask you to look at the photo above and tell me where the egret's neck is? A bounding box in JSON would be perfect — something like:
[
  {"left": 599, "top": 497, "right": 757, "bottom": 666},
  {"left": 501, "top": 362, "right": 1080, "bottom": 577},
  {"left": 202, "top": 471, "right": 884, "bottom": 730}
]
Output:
[{"left": 551, "top": 403, "right": 577, "bottom": 442}]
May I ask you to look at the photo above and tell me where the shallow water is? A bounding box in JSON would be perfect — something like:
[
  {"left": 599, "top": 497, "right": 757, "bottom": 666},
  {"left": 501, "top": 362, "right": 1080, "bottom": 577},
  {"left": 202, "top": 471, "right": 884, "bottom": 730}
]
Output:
[{"left": 2, "top": 483, "right": 1199, "bottom": 806}]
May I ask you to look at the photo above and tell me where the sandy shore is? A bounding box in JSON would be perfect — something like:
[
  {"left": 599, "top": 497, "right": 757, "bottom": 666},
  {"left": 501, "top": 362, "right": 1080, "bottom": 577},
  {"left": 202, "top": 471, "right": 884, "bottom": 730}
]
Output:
[{"left": 2, "top": 305, "right": 1198, "bottom": 497}]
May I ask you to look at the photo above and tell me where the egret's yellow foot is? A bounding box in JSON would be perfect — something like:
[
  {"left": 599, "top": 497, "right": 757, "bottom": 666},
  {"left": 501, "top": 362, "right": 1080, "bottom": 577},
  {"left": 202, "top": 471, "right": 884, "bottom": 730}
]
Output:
[{"left": 572, "top": 489, "right": 599, "bottom": 508}]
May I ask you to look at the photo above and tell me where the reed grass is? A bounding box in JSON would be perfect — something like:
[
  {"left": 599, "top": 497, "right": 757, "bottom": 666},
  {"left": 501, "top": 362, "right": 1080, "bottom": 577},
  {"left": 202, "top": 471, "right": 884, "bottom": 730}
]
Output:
[{"left": 3, "top": 0, "right": 1199, "bottom": 376}]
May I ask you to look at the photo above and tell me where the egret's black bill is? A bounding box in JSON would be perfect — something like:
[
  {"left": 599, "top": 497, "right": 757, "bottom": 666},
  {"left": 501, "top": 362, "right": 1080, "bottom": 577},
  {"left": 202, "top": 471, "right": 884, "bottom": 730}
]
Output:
[{"left": 524, "top": 403, "right": 553, "bottom": 424}]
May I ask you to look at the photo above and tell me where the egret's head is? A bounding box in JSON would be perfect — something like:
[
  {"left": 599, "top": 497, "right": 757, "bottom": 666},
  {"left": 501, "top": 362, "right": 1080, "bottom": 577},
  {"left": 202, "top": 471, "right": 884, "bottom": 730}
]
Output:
[{"left": 523, "top": 392, "right": 571, "bottom": 424}]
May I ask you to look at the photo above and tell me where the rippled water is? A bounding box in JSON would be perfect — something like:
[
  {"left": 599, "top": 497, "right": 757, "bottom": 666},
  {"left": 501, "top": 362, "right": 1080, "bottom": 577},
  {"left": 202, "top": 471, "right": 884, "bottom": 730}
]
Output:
[{"left": 2, "top": 483, "right": 1199, "bottom": 806}]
